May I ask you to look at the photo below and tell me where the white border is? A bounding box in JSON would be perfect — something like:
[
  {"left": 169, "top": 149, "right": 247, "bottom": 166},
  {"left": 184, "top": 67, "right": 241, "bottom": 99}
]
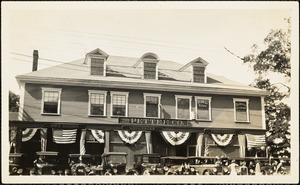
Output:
[{"left": 88, "top": 90, "right": 107, "bottom": 116}]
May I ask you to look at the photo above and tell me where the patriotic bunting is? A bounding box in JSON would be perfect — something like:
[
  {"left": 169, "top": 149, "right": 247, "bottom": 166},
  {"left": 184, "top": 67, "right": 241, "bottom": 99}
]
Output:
[
  {"left": 22, "top": 128, "right": 38, "bottom": 142},
  {"left": 90, "top": 130, "right": 105, "bottom": 143},
  {"left": 52, "top": 129, "right": 77, "bottom": 144},
  {"left": 118, "top": 130, "right": 142, "bottom": 144},
  {"left": 246, "top": 134, "right": 266, "bottom": 148},
  {"left": 211, "top": 134, "right": 233, "bottom": 146},
  {"left": 40, "top": 128, "right": 48, "bottom": 151},
  {"left": 161, "top": 131, "right": 190, "bottom": 146}
]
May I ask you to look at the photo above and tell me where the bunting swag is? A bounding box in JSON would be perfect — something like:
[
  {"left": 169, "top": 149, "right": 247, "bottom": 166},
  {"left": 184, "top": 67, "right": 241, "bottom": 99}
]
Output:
[
  {"left": 90, "top": 129, "right": 105, "bottom": 143},
  {"left": 211, "top": 134, "right": 233, "bottom": 146},
  {"left": 22, "top": 128, "right": 38, "bottom": 142},
  {"left": 161, "top": 131, "right": 191, "bottom": 146},
  {"left": 52, "top": 129, "right": 77, "bottom": 144},
  {"left": 246, "top": 134, "right": 266, "bottom": 148},
  {"left": 118, "top": 130, "right": 142, "bottom": 144}
]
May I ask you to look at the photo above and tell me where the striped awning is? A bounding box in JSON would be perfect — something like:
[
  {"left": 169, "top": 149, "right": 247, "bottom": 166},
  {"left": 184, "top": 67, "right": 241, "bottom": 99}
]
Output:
[
  {"left": 246, "top": 134, "right": 266, "bottom": 148},
  {"left": 161, "top": 131, "right": 190, "bottom": 146},
  {"left": 52, "top": 129, "right": 77, "bottom": 144},
  {"left": 118, "top": 130, "right": 142, "bottom": 144}
]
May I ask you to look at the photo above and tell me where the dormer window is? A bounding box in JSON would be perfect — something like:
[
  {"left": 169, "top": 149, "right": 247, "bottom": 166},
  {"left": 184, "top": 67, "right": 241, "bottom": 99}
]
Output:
[
  {"left": 144, "top": 62, "right": 157, "bottom": 79},
  {"left": 133, "top": 52, "right": 159, "bottom": 80},
  {"left": 91, "top": 58, "right": 104, "bottom": 76},
  {"left": 193, "top": 66, "right": 205, "bottom": 83},
  {"left": 179, "top": 57, "right": 209, "bottom": 83},
  {"left": 84, "top": 48, "right": 109, "bottom": 76}
]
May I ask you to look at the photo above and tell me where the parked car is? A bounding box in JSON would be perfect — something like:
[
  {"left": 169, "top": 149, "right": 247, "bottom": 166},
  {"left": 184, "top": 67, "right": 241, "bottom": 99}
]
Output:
[
  {"left": 33, "top": 151, "right": 59, "bottom": 175},
  {"left": 68, "top": 154, "right": 93, "bottom": 175},
  {"left": 9, "top": 153, "right": 26, "bottom": 175},
  {"left": 133, "top": 153, "right": 163, "bottom": 175},
  {"left": 160, "top": 156, "right": 193, "bottom": 175},
  {"left": 102, "top": 152, "right": 127, "bottom": 175},
  {"left": 188, "top": 156, "right": 227, "bottom": 175}
]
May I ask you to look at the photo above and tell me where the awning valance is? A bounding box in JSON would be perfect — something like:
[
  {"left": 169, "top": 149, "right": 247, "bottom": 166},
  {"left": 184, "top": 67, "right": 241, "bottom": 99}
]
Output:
[
  {"left": 246, "top": 134, "right": 266, "bottom": 148},
  {"left": 52, "top": 129, "right": 77, "bottom": 144},
  {"left": 161, "top": 131, "right": 191, "bottom": 146},
  {"left": 118, "top": 130, "right": 142, "bottom": 144}
]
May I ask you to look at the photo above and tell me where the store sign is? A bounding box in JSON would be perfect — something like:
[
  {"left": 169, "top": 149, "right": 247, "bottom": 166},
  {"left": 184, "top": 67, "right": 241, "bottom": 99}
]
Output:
[
  {"left": 119, "top": 117, "right": 190, "bottom": 127},
  {"left": 207, "top": 129, "right": 236, "bottom": 134},
  {"left": 122, "top": 125, "right": 158, "bottom": 131}
]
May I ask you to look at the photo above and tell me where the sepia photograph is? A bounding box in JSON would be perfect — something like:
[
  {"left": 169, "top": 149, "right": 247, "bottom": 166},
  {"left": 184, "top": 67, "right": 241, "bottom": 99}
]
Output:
[{"left": 1, "top": 1, "right": 299, "bottom": 184}]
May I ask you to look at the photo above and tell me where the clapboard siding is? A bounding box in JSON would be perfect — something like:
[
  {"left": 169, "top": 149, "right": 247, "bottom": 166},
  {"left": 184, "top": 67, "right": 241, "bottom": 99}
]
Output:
[{"left": 23, "top": 83, "right": 263, "bottom": 129}]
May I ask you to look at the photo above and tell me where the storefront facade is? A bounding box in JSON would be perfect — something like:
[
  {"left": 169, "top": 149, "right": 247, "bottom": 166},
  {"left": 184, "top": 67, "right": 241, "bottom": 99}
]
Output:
[{"left": 10, "top": 48, "right": 268, "bottom": 169}]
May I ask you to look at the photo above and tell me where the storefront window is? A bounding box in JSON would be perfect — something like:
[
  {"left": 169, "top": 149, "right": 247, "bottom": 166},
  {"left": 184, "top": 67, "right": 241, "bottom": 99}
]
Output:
[{"left": 88, "top": 90, "right": 107, "bottom": 116}]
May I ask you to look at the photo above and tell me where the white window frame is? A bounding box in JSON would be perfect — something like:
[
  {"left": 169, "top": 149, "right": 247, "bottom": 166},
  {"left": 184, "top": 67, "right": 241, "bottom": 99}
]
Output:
[
  {"left": 41, "top": 87, "right": 62, "bottom": 115},
  {"left": 142, "top": 59, "right": 159, "bottom": 80},
  {"left": 143, "top": 93, "right": 161, "bottom": 118},
  {"left": 191, "top": 65, "right": 207, "bottom": 83},
  {"left": 110, "top": 91, "right": 129, "bottom": 117},
  {"left": 195, "top": 96, "right": 212, "bottom": 121},
  {"left": 233, "top": 98, "right": 250, "bottom": 122},
  {"left": 88, "top": 90, "right": 107, "bottom": 116},
  {"left": 90, "top": 55, "right": 107, "bottom": 76},
  {"left": 175, "top": 95, "right": 192, "bottom": 120}
]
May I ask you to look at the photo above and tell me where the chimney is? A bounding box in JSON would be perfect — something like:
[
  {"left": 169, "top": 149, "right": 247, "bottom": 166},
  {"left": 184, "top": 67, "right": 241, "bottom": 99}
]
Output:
[{"left": 32, "top": 50, "right": 39, "bottom": 71}]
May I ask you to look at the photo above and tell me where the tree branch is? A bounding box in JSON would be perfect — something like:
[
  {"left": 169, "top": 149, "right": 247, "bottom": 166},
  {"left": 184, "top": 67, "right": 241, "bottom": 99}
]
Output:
[{"left": 224, "top": 47, "right": 244, "bottom": 61}]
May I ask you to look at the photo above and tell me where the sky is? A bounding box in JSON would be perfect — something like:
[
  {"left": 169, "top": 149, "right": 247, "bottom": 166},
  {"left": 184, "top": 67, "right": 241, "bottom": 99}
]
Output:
[{"left": 2, "top": 2, "right": 293, "bottom": 95}]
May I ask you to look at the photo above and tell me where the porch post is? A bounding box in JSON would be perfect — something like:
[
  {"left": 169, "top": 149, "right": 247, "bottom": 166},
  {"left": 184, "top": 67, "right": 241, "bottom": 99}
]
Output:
[
  {"left": 40, "top": 128, "right": 48, "bottom": 152},
  {"left": 15, "top": 128, "right": 22, "bottom": 153},
  {"left": 238, "top": 134, "right": 246, "bottom": 157},
  {"left": 145, "top": 131, "right": 153, "bottom": 154},
  {"left": 104, "top": 131, "right": 110, "bottom": 153},
  {"left": 196, "top": 133, "right": 204, "bottom": 156}
]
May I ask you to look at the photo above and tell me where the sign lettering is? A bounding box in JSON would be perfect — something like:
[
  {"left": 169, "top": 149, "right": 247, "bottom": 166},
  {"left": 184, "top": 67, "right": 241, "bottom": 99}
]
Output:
[{"left": 119, "top": 117, "right": 190, "bottom": 127}]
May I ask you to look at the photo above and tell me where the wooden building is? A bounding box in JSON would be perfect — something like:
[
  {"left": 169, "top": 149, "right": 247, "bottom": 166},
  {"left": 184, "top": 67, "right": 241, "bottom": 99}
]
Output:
[{"left": 11, "top": 48, "right": 268, "bottom": 168}]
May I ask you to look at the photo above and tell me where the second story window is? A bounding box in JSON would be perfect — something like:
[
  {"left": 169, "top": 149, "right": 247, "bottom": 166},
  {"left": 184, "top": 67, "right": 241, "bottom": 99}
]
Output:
[
  {"left": 193, "top": 66, "right": 205, "bottom": 83},
  {"left": 144, "top": 93, "right": 161, "bottom": 118},
  {"left": 91, "top": 58, "right": 104, "bottom": 76},
  {"left": 41, "top": 88, "right": 62, "bottom": 115},
  {"left": 195, "top": 96, "right": 211, "bottom": 121},
  {"left": 88, "top": 90, "right": 107, "bottom": 116},
  {"left": 175, "top": 95, "right": 192, "bottom": 119},
  {"left": 233, "top": 98, "right": 249, "bottom": 122},
  {"left": 111, "top": 92, "right": 129, "bottom": 117}
]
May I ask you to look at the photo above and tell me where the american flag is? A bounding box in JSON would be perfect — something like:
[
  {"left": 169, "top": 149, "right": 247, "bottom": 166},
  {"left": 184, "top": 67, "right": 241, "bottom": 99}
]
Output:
[
  {"left": 53, "top": 129, "right": 77, "bottom": 144},
  {"left": 246, "top": 134, "right": 266, "bottom": 148}
]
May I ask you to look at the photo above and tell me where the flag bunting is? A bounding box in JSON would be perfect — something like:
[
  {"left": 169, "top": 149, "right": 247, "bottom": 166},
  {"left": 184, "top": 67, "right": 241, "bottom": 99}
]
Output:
[
  {"left": 161, "top": 131, "right": 191, "bottom": 146},
  {"left": 118, "top": 130, "right": 142, "bottom": 144}
]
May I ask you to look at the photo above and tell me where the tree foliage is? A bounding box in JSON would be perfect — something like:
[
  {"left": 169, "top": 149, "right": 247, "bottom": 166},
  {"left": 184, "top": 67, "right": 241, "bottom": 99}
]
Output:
[
  {"left": 9, "top": 91, "right": 19, "bottom": 112},
  {"left": 243, "top": 17, "right": 291, "bottom": 157}
]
